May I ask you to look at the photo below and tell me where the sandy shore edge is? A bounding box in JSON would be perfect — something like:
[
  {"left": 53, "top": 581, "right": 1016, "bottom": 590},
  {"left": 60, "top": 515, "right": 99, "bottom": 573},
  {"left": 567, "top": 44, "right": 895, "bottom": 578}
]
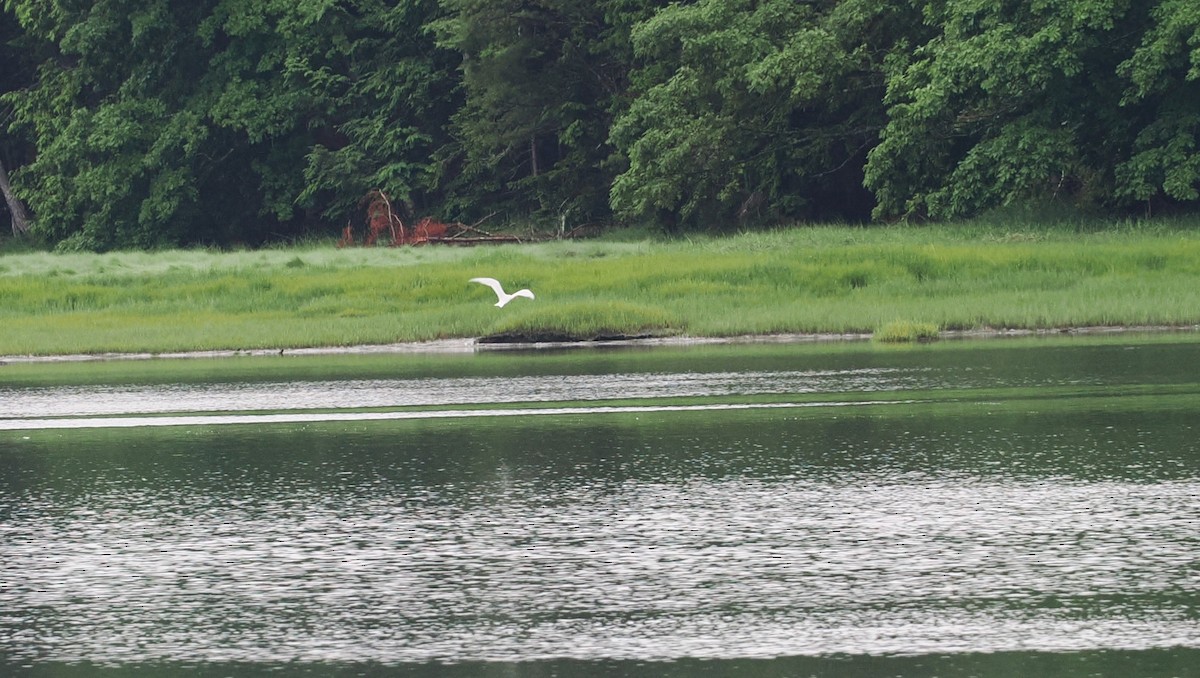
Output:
[{"left": 2, "top": 325, "right": 1198, "bottom": 365}]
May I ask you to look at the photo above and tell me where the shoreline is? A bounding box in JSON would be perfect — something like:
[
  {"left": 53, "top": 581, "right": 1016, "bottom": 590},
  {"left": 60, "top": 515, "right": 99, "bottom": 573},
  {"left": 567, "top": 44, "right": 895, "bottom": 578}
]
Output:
[{"left": 3, "top": 325, "right": 1198, "bottom": 365}]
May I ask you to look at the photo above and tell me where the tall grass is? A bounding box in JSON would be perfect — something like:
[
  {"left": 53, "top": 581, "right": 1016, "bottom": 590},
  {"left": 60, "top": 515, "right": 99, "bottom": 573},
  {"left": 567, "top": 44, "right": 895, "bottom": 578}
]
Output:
[{"left": 2, "top": 222, "right": 1200, "bottom": 355}]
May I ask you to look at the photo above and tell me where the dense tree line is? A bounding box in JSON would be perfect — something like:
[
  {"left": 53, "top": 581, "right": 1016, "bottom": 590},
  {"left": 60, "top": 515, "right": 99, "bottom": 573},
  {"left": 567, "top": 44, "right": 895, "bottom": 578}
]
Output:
[{"left": 1, "top": 0, "right": 1199, "bottom": 249}]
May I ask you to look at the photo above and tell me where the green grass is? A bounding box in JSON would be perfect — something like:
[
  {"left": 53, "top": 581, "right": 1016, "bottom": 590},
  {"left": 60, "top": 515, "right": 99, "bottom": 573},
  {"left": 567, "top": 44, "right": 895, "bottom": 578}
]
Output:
[
  {"left": 873, "top": 320, "right": 942, "bottom": 343},
  {"left": 2, "top": 220, "right": 1200, "bottom": 356}
]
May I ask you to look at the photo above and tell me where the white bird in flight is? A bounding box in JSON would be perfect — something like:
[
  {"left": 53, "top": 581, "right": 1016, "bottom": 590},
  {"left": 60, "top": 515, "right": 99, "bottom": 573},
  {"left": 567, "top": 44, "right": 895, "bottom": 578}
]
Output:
[{"left": 470, "top": 277, "right": 535, "bottom": 307}]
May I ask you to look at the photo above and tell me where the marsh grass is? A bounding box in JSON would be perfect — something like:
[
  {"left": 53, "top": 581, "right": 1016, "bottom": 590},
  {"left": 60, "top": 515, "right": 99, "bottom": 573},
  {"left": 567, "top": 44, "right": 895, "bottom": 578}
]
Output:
[
  {"left": 873, "top": 320, "right": 942, "bottom": 343},
  {"left": 2, "top": 222, "right": 1200, "bottom": 355},
  {"left": 484, "top": 301, "right": 681, "bottom": 341}
]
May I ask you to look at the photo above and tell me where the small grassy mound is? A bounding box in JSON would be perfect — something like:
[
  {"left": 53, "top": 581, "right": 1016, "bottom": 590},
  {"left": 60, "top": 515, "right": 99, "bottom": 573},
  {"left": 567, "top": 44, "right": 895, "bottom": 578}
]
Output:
[
  {"left": 873, "top": 320, "right": 941, "bottom": 343},
  {"left": 480, "top": 301, "right": 682, "bottom": 343}
]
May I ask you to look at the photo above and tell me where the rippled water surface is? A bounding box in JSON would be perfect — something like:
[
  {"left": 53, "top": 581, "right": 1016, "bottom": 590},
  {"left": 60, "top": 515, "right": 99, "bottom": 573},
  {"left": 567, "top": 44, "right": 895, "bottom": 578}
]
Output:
[{"left": 2, "top": 339, "right": 1200, "bottom": 677}]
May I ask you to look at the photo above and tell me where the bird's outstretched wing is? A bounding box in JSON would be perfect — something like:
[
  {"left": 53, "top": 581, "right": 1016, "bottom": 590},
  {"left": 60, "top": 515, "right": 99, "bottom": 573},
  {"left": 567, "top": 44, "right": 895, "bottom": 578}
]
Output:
[{"left": 469, "top": 277, "right": 505, "bottom": 299}]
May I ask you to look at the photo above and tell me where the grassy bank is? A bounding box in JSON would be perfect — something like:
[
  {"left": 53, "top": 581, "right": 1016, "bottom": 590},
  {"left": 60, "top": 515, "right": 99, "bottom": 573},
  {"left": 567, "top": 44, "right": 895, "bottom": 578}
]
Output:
[{"left": 2, "top": 222, "right": 1200, "bottom": 356}]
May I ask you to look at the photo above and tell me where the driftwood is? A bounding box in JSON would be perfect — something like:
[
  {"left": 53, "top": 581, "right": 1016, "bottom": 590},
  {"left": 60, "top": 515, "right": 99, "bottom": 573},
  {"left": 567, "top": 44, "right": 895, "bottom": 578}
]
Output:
[
  {"left": 423, "top": 235, "right": 527, "bottom": 246},
  {"left": 339, "top": 192, "right": 567, "bottom": 247},
  {"left": 387, "top": 209, "right": 551, "bottom": 246}
]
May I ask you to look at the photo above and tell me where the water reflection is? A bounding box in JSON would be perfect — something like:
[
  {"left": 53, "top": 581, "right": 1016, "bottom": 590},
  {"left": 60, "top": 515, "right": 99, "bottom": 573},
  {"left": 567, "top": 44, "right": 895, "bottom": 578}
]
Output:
[
  {"left": 5, "top": 475, "right": 1199, "bottom": 665},
  {"left": 4, "top": 339, "right": 1196, "bottom": 420},
  {"left": 2, "top": 340, "right": 1200, "bottom": 675},
  {"left": 5, "top": 472, "right": 1197, "bottom": 664}
]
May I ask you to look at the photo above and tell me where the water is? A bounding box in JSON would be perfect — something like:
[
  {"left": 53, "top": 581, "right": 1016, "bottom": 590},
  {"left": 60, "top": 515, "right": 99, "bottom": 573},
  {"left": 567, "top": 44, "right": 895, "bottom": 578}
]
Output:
[{"left": 2, "top": 338, "right": 1199, "bottom": 677}]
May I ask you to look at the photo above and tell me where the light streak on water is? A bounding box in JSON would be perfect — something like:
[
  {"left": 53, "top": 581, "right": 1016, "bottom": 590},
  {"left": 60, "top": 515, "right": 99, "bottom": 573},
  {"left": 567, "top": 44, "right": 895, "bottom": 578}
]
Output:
[
  {"left": 0, "top": 399, "right": 909, "bottom": 430},
  {"left": 0, "top": 368, "right": 936, "bottom": 418}
]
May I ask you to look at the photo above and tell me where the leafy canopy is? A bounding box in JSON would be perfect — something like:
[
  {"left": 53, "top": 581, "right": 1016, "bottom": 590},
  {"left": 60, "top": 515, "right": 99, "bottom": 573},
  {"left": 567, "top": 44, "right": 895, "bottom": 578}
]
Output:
[{"left": 3, "top": 0, "right": 1200, "bottom": 249}]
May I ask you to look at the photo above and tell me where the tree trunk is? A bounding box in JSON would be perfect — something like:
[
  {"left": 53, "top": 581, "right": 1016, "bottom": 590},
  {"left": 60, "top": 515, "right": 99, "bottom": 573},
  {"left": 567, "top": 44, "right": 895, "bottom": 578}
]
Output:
[
  {"left": 0, "top": 156, "right": 32, "bottom": 235},
  {"left": 529, "top": 133, "right": 539, "bottom": 177}
]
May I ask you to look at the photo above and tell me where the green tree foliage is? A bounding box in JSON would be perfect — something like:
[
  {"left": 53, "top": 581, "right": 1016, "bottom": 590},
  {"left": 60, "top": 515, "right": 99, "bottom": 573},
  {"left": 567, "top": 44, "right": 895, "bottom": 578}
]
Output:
[
  {"left": 433, "top": 0, "right": 656, "bottom": 226},
  {"left": 609, "top": 0, "right": 922, "bottom": 229},
  {"left": 864, "top": 0, "right": 1156, "bottom": 219},
  {"left": 0, "top": 4, "right": 35, "bottom": 144},
  {"left": 292, "top": 0, "right": 459, "bottom": 224},
  {"left": 3, "top": 0, "right": 1200, "bottom": 249},
  {"left": 1, "top": 1, "right": 39, "bottom": 235},
  {"left": 4, "top": 0, "right": 455, "bottom": 249},
  {"left": 7, "top": 0, "right": 302, "bottom": 248},
  {"left": 1116, "top": 0, "right": 1200, "bottom": 208}
]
